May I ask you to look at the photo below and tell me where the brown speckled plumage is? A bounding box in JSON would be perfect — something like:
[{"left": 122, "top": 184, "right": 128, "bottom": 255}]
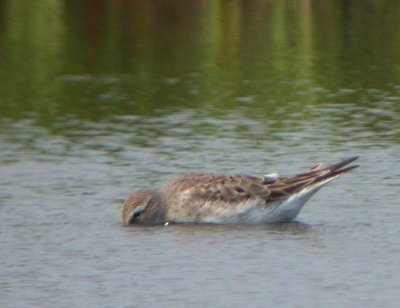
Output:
[{"left": 121, "top": 157, "right": 358, "bottom": 225}]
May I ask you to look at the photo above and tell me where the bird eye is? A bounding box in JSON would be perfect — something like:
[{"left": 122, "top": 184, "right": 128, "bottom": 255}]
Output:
[{"left": 128, "top": 208, "right": 145, "bottom": 224}]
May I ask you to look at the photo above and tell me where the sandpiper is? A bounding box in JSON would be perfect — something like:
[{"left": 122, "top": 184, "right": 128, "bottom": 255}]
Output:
[{"left": 121, "top": 156, "right": 358, "bottom": 225}]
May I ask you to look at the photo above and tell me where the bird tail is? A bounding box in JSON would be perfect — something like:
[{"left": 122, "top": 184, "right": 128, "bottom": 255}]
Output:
[
  {"left": 267, "top": 156, "right": 359, "bottom": 199},
  {"left": 305, "top": 156, "right": 359, "bottom": 185}
]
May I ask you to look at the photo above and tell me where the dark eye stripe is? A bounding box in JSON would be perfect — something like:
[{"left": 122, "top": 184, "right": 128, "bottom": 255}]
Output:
[{"left": 129, "top": 208, "right": 145, "bottom": 224}]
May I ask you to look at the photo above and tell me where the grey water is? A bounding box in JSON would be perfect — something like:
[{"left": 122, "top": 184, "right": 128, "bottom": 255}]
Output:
[{"left": 1, "top": 1, "right": 400, "bottom": 307}]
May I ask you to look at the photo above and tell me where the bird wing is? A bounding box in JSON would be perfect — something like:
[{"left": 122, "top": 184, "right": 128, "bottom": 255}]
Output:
[
  {"left": 186, "top": 175, "right": 265, "bottom": 200},
  {"left": 180, "top": 156, "right": 359, "bottom": 206}
]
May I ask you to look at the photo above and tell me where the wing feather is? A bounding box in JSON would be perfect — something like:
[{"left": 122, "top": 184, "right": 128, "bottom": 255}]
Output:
[{"left": 163, "top": 156, "right": 359, "bottom": 208}]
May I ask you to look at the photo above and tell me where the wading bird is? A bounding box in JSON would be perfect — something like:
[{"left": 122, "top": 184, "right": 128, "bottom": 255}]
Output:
[{"left": 121, "top": 157, "right": 358, "bottom": 225}]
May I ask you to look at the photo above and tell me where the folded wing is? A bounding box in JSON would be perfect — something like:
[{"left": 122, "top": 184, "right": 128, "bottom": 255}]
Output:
[{"left": 183, "top": 156, "right": 359, "bottom": 207}]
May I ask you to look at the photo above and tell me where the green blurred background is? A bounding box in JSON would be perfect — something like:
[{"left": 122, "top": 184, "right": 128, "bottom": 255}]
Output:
[{"left": 0, "top": 0, "right": 399, "bottom": 136}]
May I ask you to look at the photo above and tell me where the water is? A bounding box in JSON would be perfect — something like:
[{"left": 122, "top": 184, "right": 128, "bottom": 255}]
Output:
[{"left": 1, "top": 1, "right": 400, "bottom": 307}]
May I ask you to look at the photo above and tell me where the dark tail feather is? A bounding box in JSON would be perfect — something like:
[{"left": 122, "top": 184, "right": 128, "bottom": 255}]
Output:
[
  {"left": 267, "top": 156, "right": 359, "bottom": 198},
  {"left": 328, "top": 156, "right": 359, "bottom": 172},
  {"left": 296, "top": 156, "right": 359, "bottom": 177},
  {"left": 314, "top": 157, "right": 359, "bottom": 183}
]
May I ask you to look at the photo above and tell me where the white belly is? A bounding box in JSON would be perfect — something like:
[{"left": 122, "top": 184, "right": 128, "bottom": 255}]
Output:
[{"left": 203, "top": 182, "right": 326, "bottom": 224}]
